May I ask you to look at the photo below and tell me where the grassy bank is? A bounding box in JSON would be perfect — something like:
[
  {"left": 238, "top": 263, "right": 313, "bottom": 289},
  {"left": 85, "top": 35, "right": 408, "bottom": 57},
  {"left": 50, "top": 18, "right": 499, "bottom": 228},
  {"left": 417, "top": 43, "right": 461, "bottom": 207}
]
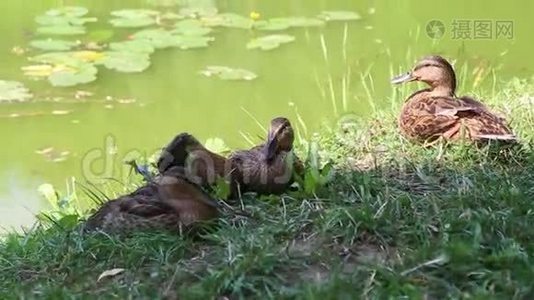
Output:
[{"left": 1, "top": 76, "right": 534, "bottom": 299}]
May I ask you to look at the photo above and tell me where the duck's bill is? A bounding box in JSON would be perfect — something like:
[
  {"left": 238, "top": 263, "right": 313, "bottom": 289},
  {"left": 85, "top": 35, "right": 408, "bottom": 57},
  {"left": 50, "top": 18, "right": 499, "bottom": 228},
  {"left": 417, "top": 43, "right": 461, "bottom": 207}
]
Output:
[{"left": 391, "top": 72, "right": 416, "bottom": 84}]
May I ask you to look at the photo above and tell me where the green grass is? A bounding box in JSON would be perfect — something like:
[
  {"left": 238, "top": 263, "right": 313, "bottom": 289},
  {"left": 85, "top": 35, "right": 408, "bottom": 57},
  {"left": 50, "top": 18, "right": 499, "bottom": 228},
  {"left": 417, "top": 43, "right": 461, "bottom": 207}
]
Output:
[{"left": 1, "top": 76, "right": 534, "bottom": 299}]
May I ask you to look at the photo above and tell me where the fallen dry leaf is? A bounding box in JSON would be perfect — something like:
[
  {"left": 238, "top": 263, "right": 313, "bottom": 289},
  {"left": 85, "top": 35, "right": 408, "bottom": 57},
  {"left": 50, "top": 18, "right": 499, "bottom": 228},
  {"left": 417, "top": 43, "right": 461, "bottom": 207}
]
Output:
[{"left": 97, "top": 268, "right": 125, "bottom": 282}]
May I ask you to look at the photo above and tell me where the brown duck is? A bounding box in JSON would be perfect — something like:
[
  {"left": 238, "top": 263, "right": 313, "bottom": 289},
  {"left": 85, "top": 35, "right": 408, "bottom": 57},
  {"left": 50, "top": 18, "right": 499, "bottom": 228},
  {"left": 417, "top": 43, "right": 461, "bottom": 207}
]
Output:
[
  {"left": 157, "top": 117, "right": 303, "bottom": 197},
  {"left": 84, "top": 166, "right": 219, "bottom": 234},
  {"left": 391, "top": 55, "right": 516, "bottom": 143}
]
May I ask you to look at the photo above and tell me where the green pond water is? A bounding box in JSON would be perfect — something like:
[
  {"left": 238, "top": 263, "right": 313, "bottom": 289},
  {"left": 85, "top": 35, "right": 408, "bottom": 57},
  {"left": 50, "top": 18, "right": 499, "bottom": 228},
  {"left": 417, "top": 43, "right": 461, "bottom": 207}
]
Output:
[{"left": 0, "top": 0, "right": 532, "bottom": 229}]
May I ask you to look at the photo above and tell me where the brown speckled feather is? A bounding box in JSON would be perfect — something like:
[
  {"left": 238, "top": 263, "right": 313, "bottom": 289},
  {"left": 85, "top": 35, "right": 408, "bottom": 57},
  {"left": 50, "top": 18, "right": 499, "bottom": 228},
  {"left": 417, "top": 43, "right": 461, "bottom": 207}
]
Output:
[{"left": 84, "top": 170, "right": 219, "bottom": 234}]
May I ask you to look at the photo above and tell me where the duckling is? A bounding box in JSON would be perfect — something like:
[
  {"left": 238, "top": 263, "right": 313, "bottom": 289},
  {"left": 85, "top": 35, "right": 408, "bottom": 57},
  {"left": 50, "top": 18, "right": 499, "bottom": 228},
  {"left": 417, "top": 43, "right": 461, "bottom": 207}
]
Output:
[
  {"left": 156, "top": 117, "right": 303, "bottom": 197},
  {"left": 229, "top": 117, "right": 303, "bottom": 195},
  {"left": 391, "top": 55, "right": 516, "bottom": 144},
  {"left": 83, "top": 167, "right": 219, "bottom": 234},
  {"left": 157, "top": 133, "right": 228, "bottom": 187}
]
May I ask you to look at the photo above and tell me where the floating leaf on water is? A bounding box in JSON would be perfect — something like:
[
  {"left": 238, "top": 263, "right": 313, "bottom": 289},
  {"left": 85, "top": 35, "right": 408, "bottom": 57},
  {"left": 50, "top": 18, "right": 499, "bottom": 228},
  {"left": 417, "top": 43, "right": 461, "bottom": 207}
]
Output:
[
  {"left": 131, "top": 29, "right": 176, "bottom": 49},
  {"left": 51, "top": 110, "right": 72, "bottom": 115},
  {"left": 116, "top": 98, "right": 136, "bottom": 104},
  {"left": 109, "top": 40, "right": 155, "bottom": 53},
  {"left": 110, "top": 17, "right": 156, "bottom": 28},
  {"left": 35, "top": 147, "right": 71, "bottom": 163},
  {"left": 0, "top": 80, "right": 33, "bottom": 102},
  {"left": 173, "top": 35, "right": 214, "bottom": 49},
  {"left": 35, "top": 15, "right": 96, "bottom": 26},
  {"left": 37, "top": 25, "right": 86, "bottom": 36},
  {"left": 75, "top": 90, "right": 93, "bottom": 99},
  {"left": 253, "top": 17, "right": 324, "bottom": 31},
  {"left": 160, "top": 12, "right": 184, "bottom": 20},
  {"left": 72, "top": 50, "right": 105, "bottom": 62},
  {"left": 11, "top": 46, "right": 26, "bottom": 56},
  {"left": 204, "top": 137, "right": 230, "bottom": 153},
  {"left": 179, "top": 5, "right": 218, "bottom": 18},
  {"left": 132, "top": 29, "right": 212, "bottom": 49},
  {"left": 203, "top": 13, "right": 253, "bottom": 29},
  {"left": 110, "top": 9, "right": 160, "bottom": 19},
  {"left": 30, "top": 52, "right": 81, "bottom": 65},
  {"left": 97, "top": 268, "right": 125, "bottom": 282},
  {"left": 45, "top": 6, "right": 89, "bottom": 18},
  {"left": 200, "top": 66, "right": 257, "bottom": 81},
  {"left": 109, "top": 9, "right": 159, "bottom": 28},
  {"left": 48, "top": 63, "right": 98, "bottom": 87},
  {"left": 29, "top": 39, "right": 79, "bottom": 51},
  {"left": 318, "top": 11, "right": 361, "bottom": 21},
  {"left": 99, "top": 51, "right": 151, "bottom": 73},
  {"left": 246, "top": 34, "right": 295, "bottom": 51},
  {"left": 22, "top": 64, "right": 56, "bottom": 77},
  {"left": 173, "top": 19, "right": 212, "bottom": 36},
  {"left": 35, "top": 147, "right": 54, "bottom": 155},
  {"left": 146, "top": 0, "right": 181, "bottom": 7},
  {"left": 253, "top": 19, "right": 290, "bottom": 31}
]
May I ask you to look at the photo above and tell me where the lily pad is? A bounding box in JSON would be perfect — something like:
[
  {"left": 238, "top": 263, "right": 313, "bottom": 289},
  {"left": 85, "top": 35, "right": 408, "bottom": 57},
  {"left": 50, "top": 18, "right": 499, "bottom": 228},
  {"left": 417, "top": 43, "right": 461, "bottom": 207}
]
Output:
[
  {"left": 131, "top": 29, "right": 177, "bottom": 49},
  {"left": 109, "top": 40, "right": 155, "bottom": 54},
  {"left": 253, "top": 19, "right": 290, "bottom": 31},
  {"left": 45, "top": 6, "right": 89, "bottom": 18},
  {"left": 179, "top": 4, "right": 218, "bottom": 18},
  {"left": 29, "top": 52, "right": 79, "bottom": 65},
  {"left": 173, "top": 19, "right": 212, "bottom": 36},
  {"left": 110, "top": 17, "right": 156, "bottom": 28},
  {"left": 0, "top": 80, "right": 33, "bottom": 102},
  {"left": 202, "top": 13, "right": 253, "bottom": 29},
  {"left": 173, "top": 35, "right": 214, "bottom": 49},
  {"left": 48, "top": 62, "right": 98, "bottom": 87},
  {"left": 252, "top": 17, "right": 325, "bottom": 31},
  {"left": 26, "top": 51, "right": 101, "bottom": 86},
  {"left": 132, "top": 29, "right": 213, "bottom": 49},
  {"left": 246, "top": 34, "right": 295, "bottom": 50},
  {"left": 29, "top": 39, "right": 79, "bottom": 51},
  {"left": 200, "top": 66, "right": 257, "bottom": 81},
  {"left": 35, "top": 15, "right": 95, "bottom": 26},
  {"left": 99, "top": 51, "right": 151, "bottom": 73},
  {"left": 110, "top": 9, "right": 160, "bottom": 19},
  {"left": 110, "top": 9, "right": 160, "bottom": 28},
  {"left": 22, "top": 65, "right": 57, "bottom": 77},
  {"left": 161, "top": 12, "right": 184, "bottom": 20},
  {"left": 146, "top": 0, "right": 181, "bottom": 7},
  {"left": 37, "top": 25, "right": 86, "bottom": 35},
  {"left": 318, "top": 11, "right": 361, "bottom": 21}
]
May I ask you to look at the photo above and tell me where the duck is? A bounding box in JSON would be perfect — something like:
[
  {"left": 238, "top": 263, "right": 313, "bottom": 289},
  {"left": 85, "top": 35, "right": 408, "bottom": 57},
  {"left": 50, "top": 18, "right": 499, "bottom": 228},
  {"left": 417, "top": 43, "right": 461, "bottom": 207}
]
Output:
[
  {"left": 229, "top": 117, "right": 303, "bottom": 195},
  {"left": 391, "top": 55, "right": 516, "bottom": 144},
  {"left": 157, "top": 117, "right": 303, "bottom": 197},
  {"left": 83, "top": 166, "right": 219, "bottom": 234}
]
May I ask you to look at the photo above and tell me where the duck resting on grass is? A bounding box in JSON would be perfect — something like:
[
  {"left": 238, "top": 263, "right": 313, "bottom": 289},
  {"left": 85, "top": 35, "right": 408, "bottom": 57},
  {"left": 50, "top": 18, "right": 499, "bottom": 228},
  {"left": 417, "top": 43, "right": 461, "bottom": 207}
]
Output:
[
  {"left": 157, "top": 117, "right": 303, "bottom": 197},
  {"left": 391, "top": 55, "right": 516, "bottom": 145},
  {"left": 84, "top": 166, "right": 219, "bottom": 235}
]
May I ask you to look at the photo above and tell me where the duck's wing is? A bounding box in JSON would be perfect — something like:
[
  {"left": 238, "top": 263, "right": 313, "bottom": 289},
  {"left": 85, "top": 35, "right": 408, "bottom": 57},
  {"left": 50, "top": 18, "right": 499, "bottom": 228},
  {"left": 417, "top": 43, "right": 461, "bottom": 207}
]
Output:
[
  {"left": 418, "top": 96, "right": 515, "bottom": 141},
  {"left": 118, "top": 196, "right": 171, "bottom": 217},
  {"left": 411, "top": 96, "right": 482, "bottom": 116}
]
